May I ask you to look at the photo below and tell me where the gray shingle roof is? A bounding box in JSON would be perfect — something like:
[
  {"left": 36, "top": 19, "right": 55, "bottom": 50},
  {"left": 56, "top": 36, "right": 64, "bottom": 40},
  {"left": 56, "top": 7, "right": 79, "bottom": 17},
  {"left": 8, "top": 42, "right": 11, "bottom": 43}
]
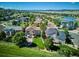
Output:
[
  {"left": 4, "top": 26, "right": 22, "bottom": 31},
  {"left": 45, "top": 28, "right": 57, "bottom": 36}
]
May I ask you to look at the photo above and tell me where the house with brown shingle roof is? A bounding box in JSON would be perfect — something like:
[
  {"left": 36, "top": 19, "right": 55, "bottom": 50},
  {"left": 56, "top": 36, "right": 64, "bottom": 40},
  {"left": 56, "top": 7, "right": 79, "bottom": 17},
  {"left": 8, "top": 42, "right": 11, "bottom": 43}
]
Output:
[{"left": 25, "top": 26, "right": 41, "bottom": 44}]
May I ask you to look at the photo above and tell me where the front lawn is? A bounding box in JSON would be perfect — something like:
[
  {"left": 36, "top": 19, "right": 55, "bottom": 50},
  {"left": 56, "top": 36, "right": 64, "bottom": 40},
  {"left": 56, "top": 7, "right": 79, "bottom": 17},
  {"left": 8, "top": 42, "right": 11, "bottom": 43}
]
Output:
[
  {"left": 33, "top": 37, "right": 45, "bottom": 49},
  {"left": 0, "top": 41, "right": 62, "bottom": 57}
]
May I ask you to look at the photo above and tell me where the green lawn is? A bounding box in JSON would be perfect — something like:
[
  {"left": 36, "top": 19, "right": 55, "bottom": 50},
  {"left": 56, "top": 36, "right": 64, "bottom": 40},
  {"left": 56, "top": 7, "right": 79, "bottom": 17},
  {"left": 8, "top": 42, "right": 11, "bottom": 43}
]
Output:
[
  {"left": 33, "top": 37, "right": 45, "bottom": 49},
  {"left": 0, "top": 41, "right": 63, "bottom": 57}
]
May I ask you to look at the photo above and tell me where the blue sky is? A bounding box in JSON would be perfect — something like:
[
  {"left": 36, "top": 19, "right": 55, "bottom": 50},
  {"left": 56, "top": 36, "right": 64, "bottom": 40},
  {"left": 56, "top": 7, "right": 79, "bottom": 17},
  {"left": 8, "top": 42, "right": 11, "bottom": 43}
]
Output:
[{"left": 0, "top": 2, "right": 79, "bottom": 10}]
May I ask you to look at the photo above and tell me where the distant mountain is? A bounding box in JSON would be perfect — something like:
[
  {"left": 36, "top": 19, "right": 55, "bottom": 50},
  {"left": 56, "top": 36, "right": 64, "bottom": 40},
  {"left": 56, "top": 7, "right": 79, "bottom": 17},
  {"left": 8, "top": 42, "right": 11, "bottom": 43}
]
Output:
[{"left": 0, "top": 7, "right": 79, "bottom": 12}]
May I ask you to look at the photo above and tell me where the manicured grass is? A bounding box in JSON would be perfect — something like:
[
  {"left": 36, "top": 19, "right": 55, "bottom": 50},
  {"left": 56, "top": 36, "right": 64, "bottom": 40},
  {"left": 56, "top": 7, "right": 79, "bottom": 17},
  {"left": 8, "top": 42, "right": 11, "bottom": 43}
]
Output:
[
  {"left": 0, "top": 41, "right": 62, "bottom": 57},
  {"left": 33, "top": 37, "right": 45, "bottom": 49}
]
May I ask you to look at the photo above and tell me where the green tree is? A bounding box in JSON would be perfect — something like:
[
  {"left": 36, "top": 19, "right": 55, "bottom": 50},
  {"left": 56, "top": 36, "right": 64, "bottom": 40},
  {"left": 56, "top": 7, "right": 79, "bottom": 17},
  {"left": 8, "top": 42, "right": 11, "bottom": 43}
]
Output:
[
  {"left": 40, "top": 22, "right": 47, "bottom": 31},
  {"left": 58, "top": 45, "right": 78, "bottom": 57},
  {"left": 44, "top": 37, "right": 53, "bottom": 50},
  {"left": 74, "top": 21, "right": 78, "bottom": 28},
  {"left": 39, "top": 22, "right": 47, "bottom": 44},
  {"left": 12, "top": 20, "right": 17, "bottom": 25},
  {"left": 12, "top": 31, "right": 26, "bottom": 48},
  {"left": 64, "top": 28, "right": 73, "bottom": 44},
  {"left": 12, "top": 31, "right": 25, "bottom": 44},
  {"left": 53, "top": 18, "right": 61, "bottom": 26}
]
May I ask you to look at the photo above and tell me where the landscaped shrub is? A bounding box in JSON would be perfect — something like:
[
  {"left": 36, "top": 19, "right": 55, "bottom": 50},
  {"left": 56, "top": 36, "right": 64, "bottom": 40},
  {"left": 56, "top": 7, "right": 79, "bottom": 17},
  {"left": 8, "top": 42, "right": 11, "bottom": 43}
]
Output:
[
  {"left": 11, "top": 31, "right": 26, "bottom": 47},
  {"left": 58, "top": 45, "right": 78, "bottom": 57},
  {"left": 33, "top": 37, "right": 45, "bottom": 49},
  {"left": 5, "top": 36, "right": 12, "bottom": 42},
  {"left": 16, "top": 37, "right": 27, "bottom": 48},
  {"left": 76, "top": 49, "right": 79, "bottom": 56},
  {"left": 74, "top": 21, "right": 78, "bottom": 28},
  {"left": 44, "top": 37, "right": 60, "bottom": 51},
  {"left": 44, "top": 38, "right": 53, "bottom": 50},
  {"left": 64, "top": 28, "right": 73, "bottom": 44},
  {"left": 0, "top": 31, "right": 6, "bottom": 40},
  {"left": 12, "top": 32, "right": 24, "bottom": 43}
]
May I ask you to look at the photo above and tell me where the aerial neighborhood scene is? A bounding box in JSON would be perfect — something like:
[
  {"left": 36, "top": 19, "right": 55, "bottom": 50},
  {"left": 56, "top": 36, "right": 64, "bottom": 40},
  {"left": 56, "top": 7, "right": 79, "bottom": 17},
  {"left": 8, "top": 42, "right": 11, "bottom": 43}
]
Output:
[{"left": 0, "top": 2, "right": 79, "bottom": 57}]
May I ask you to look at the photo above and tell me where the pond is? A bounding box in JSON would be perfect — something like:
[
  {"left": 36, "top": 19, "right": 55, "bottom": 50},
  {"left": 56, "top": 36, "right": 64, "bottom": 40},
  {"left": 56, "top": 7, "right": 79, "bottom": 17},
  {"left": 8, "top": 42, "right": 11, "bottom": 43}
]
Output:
[
  {"left": 62, "top": 16, "right": 76, "bottom": 22},
  {"left": 61, "top": 16, "right": 76, "bottom": 30}
]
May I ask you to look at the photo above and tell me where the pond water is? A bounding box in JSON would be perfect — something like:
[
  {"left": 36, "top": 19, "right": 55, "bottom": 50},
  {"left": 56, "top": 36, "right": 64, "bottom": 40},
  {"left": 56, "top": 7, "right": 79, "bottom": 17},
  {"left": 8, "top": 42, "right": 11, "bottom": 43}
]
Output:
[{"left": 62, "top": 16, "right": 76, "bottom": 22}]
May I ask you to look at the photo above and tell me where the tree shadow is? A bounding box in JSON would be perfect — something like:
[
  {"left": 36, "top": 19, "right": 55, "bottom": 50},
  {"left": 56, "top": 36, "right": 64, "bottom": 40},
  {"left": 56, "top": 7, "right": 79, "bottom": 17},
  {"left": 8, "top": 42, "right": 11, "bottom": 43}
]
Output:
[
  {"left": 27, "top": 43, "right": 37, "bottom": 48},
  {"left": 17, "top": 42, "right": 37, "bottom": 48},
  {"left": 65, "top": 35, "right": 74, "bottom": 45},
  {"left": 49, "top": 45, "right": 60, "bottom": 51}
]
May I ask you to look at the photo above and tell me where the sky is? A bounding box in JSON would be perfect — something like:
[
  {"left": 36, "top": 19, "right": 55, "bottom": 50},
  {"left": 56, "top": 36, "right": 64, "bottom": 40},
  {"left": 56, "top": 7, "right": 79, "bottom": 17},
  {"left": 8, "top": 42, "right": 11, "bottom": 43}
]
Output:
[{"left": 0, "top": 2, "right": 79, "bottom": 10}]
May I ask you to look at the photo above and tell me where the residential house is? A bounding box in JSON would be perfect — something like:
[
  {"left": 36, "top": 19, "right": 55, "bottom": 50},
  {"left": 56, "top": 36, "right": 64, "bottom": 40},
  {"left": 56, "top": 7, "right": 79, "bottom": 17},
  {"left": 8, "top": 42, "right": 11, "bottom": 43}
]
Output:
[
  {"left": 19, "top": 17, "right": 30, "bottom": 22},
  {"left": 45, "top": 27, "right": 60, "bottom": 45},
  {"left": 60, "top": 17, "right": 76, "bottom": 30},
  {"left": 12, "top": 17, "right": 30, "bottom": 25},
  {"left": 45, "top": 21, "right": 66, "bottom": 45},
  {"left": 3, "top": 26, "right": 23, "bottom": 37},
  {"left": 45, "top": 27, "right": 66, "bottom": 45},
  {"left": 57, "top": 30, "right": 66, "bottom": 44},
  {"left": 11, "top": 26, "right": 23, "bottom": 32},
  {"left": 25, "top": 26, "right": 41, "bottom": 44}
]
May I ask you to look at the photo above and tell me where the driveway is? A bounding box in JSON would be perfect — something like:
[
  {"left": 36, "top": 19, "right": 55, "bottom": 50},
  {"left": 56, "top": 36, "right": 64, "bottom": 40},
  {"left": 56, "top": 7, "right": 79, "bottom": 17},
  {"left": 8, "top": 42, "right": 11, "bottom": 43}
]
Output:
[{"left": 69, "top": 31, "right": 79, "bottom": 47}]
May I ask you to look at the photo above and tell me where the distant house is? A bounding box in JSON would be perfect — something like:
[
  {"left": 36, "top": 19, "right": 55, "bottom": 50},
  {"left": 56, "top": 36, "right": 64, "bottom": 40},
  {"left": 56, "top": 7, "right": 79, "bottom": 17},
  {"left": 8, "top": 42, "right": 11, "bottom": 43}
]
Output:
[
  {"left": 19, "top": 17, "right": 30, "bottom": 22},
  {"left": 3, "top": 26, "right": 23, "bottom": 37},
  {"left": 34, "top": 16, "right": 42, "bottom": 26},
  {"left": 12, "top": 17, "right": 30, "bottom": 25},
  {"left": 60, "top": 17, "right": 76, "bottom": 30},
  {"left": 6, "top": 26, "right": 23, "bottom": 32},
  {"left": 47, "top": 21, "right": 57, "bottom": 28}
]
